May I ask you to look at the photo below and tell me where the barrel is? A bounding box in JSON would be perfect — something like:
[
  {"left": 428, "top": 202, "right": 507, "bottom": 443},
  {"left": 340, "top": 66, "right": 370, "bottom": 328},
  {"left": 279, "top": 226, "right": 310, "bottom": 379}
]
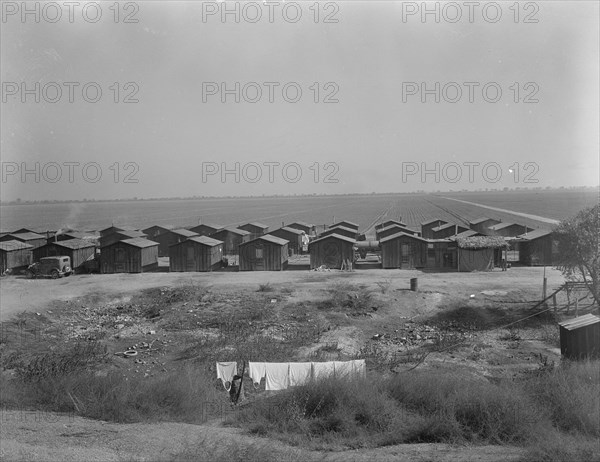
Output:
[{"left": 410, "top": 278, "right": 418, "bottom": 292}]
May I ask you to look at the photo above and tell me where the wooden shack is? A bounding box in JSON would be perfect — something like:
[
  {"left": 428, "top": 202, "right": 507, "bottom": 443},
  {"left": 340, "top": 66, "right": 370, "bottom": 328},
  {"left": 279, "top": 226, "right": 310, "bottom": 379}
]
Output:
[
  {"left": 308, "top": 234, "right": 355, "bottom": 270},
  {"left": 144, "top": 227, "right": 198, "bottom": 257},
  {"left": 468, "top": 217, "right": 501, "bottom": 235},
  {"left": 431, "top": 223, "right": 469, "bottom": 239},
  {"left": 320, "top": 226, "right": 357, "bottom": 240},
  {"left": 286, "top": 221, "right": 315, "bottom": 235},
  {"left": 425, "top": 239, "right": 458, "bottom": 270},
  {"left": 421, "top": 219, "right": 447, "bottom": 239},
  {"left": 268, "top": 227, "right": 304, "bottom": 254},
  {"left": 33, "top": 238, "right": 97, "bottom": 271},
  {"left": 375, "top": 219, "right": 407, "bottom": 230},
  {"left": 100, "top": 237, "right": 158, "bottom": 273},
  {"left": 99, "top": 225, "right": 139, "bottom": 239},
  {"left": 99, "top": 230, "right": 146, "bottom": 248},
  {"left": 0, "top": 240, "right": 33, "bottom": 273},
  {"left": 239, "top": 235, "right": 289, "bottom": 271},
  {"left": 376, "top": 224, "right": 416, "bottom": 240},
  {"left": 169, "top": 236, "right": 223, "bottom": 272},
  {"left": 331, "top": 220, "right": 359, "bottom": 231},
  {"left": 559, "top": 314, "right": 600, "bottom": 360},
  {"left": 456, "top": 236, "right": 509, "bottom": 272},
  {"left": 210, "top": 228, "right": 251, "bottom": 255},
  {"left": 380, "top": 233, "right": 428, "bottom": 269},
  {"left": 487, "top": 222, "right": 528, "bottom": 237},
  {"left": 142, "top": 225, "right": 175, "bottom": 240},
  {"left": 189, "top": 223, "right": 224, "bottom": 236},
  {"left": 516, "top": 229, "right": 555, "bottom": 266},
  {"left": 237, "top": 222, "right": 269, "bottom": 240},
  {"left": 0, "top": 232, "right": 47, "bottom": 250}
]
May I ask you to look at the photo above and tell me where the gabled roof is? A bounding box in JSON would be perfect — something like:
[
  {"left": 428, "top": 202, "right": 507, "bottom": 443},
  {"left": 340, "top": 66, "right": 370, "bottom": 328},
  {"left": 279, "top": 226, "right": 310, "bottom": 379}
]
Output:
[
  {"left": 191, "top": 223, "right": 224, "bottom": 231},
  {"left": 432, "top": 223, "right": 460, "bottom": 232},
  {"left": 48, "top": 238, "right": 96, "bottom": 250},
  {"left": 377, "top": 223, "right": 407, "bottom": 233},
  {"left": 332, "top": 220, "right": 359, "bottom": 229},
  {"left": 309, "top": 233, "right": 356, "bottom": 246},
  {"left": 172, "top": 235, "right": 222, "bottom": 247},
  {"left": 5, "top": 232, "right": 45, "bottom": 241},
  {"left": 380, "top": 232, "right": 428, "bottom": 244},
  {"left": 240, "top": 222, "right": 269, "bottom": 230},
  {"left": 115, "top": 230, "right": 146, "bottom": 239},
  {"left": 215, "top": 228, "right": 250, "bottom": 236},
  {"left": 142, "top": 224, "right": 175, "bottom": 233},
  {"left": 376, "top": 219, "right": 407, "bottom": 229},
  {"left": 99, "top": 225, "right": 138, "bottom": 233},
  {"left": 171, "top": 229, "right": 198, "bottom": 238},
  {"left": 272, "top": 227, "right": 304, "bottom": 235},
  {"left": 243, "top": 235, "right": 289, "bottom": 246},
  {"left": 421, "top": 219, "right": 446, "bottom": 226},
  {"left": 558, "top": 314, "right": 600, "bottom": 331},
  {"left": 323, "top": 225, "right": 356, "bottom": 234},
  {"left": 12, "top": 227, "right": 40, "bottom": 234},
  {"left": 287, "top": 221, "right": 313, "bottom": 228},
  {"left": 516, "top": 229, "right": 553, "bottom": 240},
  {"left": 0, "top": 240, "right": 33, "bottom": 251},
  {"left": 469, "top": 217, "right": 499, "bottom": 225},
  {"left": 118, "top": 238, "right": 159, "bottom": 249}
]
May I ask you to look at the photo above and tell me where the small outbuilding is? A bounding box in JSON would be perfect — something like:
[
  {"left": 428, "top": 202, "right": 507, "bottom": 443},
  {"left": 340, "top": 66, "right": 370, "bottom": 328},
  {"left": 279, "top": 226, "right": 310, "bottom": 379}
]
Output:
[
  {"left": 516, "top": 229, "right": 555, "bottom": 266},
  {"left": 210, "top": 228, "right": 251, "bottom": 255},
  {"left": 99, "top": 225, "right": 139, "bottom": 239},
  {"left": 0, "top": 240, "right": 33, "bottom": 273},
  {"left": 559, "top": 314, "right": 600, "bottom": 360},
  {"left": 189, "top": 223, "right": 224, "bottom": 236},
  {"left": 33, "top": 238, "right": 97, "bottom": 271},
  {"left": 100, "top": 237, "right": 158, "bottom": 273},
  {"left": 0, "top": 232, "right": 47, "bottom": 250},
  {"left": 308, "top": 234, "right": 356, "bottom": 270},
  {"left": 421, "top": 219, "right": 447, "bottom": 239},
  {"left": 469, "top": 217, "right": 501, "bottom": 235},
  {"left": 268, "top": 227, "right": 304, "bottom": 254},
  {"left": 239, "top": 235, "right": 289, "bottom": 271},
  {"left": 169, "top": 236, "right": 223, "bottom": 272},
  {"left": 237, "top": 222, "right": 269, "bottom": 240},
  {"left": 425, "top": 239, "right": 458, "bottom": 270},
  {"left": 320, "top": 226, "right": 357, "bottom": 240},
  {"left": 456, "top": 236, "right": 509, "bottom": 272},
  {"left": 99, "top": 229, "right": 147, "bottom": 248},
  {"left": 380, "top": 232, "right": 428, "bottom": 269},
  {"left": 144, "top": 227, "right": 199, "bottom": 257}
]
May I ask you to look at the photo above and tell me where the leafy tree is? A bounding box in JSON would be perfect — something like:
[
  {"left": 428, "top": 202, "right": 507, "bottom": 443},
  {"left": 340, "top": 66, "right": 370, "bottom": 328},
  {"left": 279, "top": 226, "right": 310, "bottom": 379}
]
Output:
[{"left": 554, "top": 204, "right": 600, "bottom": 307}]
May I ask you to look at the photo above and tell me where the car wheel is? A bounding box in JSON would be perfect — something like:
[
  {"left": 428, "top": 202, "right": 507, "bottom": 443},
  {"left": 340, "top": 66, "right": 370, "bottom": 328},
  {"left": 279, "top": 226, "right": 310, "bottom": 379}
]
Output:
[{"left": 51, "top": 269, "right": 60, "bottom": 279}]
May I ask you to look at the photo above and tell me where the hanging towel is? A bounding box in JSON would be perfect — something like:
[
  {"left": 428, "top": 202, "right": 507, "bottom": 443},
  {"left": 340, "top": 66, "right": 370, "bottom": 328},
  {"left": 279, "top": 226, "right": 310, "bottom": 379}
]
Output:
[
  {"left": 265, "top": 363, "right": 290, "bottom": 391},
  {"left": 312, "top": 362, "right": 335, "bottom": 380},
  {"left": 288, "top": 362, "right": 312, "bottom": 386},
  {"left": 352, "top": 359, "right": 366, "bottom": 378},
  {"left": 216, "top": 362, "right": 237, "bottom": 391},
  {"left": 248, "top": 362, "right": 266, "bottom": 385},
  {"left": 333, "top": 361, "right": 354, "bottom": 378}
]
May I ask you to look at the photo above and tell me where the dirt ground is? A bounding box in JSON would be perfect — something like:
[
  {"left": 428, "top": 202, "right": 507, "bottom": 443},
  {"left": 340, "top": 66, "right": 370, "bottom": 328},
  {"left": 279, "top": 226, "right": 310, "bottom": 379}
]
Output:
[{"left": 0, "top": 267, "right": 574, "bottom": 461}]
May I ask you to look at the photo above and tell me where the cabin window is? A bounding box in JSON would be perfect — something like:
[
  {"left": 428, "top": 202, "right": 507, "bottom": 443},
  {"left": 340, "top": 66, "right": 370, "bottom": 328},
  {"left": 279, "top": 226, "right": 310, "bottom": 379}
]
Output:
[{"left": 256, "top": 248, "right": 263, "bottom": 259}]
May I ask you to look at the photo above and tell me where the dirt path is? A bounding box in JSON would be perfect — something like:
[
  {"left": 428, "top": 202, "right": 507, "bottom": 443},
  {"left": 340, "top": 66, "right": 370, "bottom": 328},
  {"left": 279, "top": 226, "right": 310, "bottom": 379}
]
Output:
[
  {"left": 0, "top": 412, "right": 524, "bottom": 462},
  {"left": 441, "top": 197, "right": 560, "bottom": 225}
]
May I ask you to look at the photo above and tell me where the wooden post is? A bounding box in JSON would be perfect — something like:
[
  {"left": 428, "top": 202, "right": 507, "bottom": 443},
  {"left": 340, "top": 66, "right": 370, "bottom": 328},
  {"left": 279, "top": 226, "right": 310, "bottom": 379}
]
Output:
[
  {"left": 566, "top": 286, "right": 571, "bottom": 315},
  {"left": 542, "top": 277, "right": 547, "bottom": 307},
  {"left": 553, "top": 293, "right": 557, "bottom": 315},
  {"left": 575, "top": 296, "right": 579, "bottom": 318}
]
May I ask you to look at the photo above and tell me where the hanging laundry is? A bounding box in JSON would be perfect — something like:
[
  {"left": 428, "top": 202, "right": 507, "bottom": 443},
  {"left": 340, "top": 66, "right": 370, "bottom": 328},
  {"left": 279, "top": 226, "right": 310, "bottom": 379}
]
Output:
[
  {"left": 333, "top": 361, "right": 354, "bottom": 378},
  {"left": 265, "top": 362, "right": 290, "bottom": 391},
  {"left": 352, "top": 359, "right": 366, "bottom": 378},
  {"left": 216, "top": 362, "right": 237, "bottom": 391},
  {"left": 248, "top": 362, "right": 266, "bottom": 386},
  {"left": 288, "top": 362, "right": 312, "bottom": 386},
  {"left": 312, "top": 361, "right": 335, "bottom": 380}
]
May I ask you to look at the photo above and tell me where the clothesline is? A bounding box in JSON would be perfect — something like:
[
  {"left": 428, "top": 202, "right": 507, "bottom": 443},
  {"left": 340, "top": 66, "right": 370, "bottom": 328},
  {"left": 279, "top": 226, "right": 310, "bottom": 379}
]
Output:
[{"left": 216, "top": 360, "right": 366, "bottom": 392}]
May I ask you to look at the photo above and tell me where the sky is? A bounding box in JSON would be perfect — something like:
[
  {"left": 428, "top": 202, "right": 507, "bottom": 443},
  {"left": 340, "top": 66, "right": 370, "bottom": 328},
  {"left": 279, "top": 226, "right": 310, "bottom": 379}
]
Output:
[{"left": 1, "top": 1, "right": 599, "bottom": 201}]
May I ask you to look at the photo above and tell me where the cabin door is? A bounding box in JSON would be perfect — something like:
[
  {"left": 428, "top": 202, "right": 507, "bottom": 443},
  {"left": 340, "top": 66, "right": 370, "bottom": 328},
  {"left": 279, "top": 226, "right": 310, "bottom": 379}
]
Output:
[
  {"left": 115, "top": 248, "right": 125, "bottom": 272},
  {"left": 253, "top": 244, "right": 265, "bottom": 270},
  {"left": 401, "top": 243, "right": 414, "bottom": 269},
  {"left": 186, "top": 246, "right": 195, "bottom": 271}
]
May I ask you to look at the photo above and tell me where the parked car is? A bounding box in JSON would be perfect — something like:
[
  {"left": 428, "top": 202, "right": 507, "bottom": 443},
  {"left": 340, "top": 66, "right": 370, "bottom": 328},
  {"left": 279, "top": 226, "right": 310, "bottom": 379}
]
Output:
[{"left": 25, "top": 256, "right": 72, "bottom": 279}]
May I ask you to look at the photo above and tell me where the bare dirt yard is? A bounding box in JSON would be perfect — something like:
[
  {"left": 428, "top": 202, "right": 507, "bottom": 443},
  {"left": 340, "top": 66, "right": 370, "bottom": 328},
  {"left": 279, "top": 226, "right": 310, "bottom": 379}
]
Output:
[{"left": 1, "top": 267, "right": 597, "bottom": 462}]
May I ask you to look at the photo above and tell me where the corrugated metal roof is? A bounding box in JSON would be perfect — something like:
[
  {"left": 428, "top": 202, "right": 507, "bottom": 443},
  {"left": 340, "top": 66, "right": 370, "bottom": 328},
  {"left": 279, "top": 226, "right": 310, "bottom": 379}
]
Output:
[
  {"left": 244, "top": 235, "right": 289, "bottom": 246},
  {"left": 380, "top": 232, "right": 429, "bottom": 244},
  {"left": 559, "top": 314, "right": 600, "bottom": 331},
  {"left": 309, "top": 233, "right": 356, "bottom": 245},
  {"left": 517, "top": 228, "right": 553, "bottom": 240},
  {"left": 0, "top": 240, "right": 34, "bottom": 251},
  {"left": 118, "top": 238, "right": 159, "bottom": 248},
  {"left": 176, "top": 236, "right": 222, "bottom": 247}
]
